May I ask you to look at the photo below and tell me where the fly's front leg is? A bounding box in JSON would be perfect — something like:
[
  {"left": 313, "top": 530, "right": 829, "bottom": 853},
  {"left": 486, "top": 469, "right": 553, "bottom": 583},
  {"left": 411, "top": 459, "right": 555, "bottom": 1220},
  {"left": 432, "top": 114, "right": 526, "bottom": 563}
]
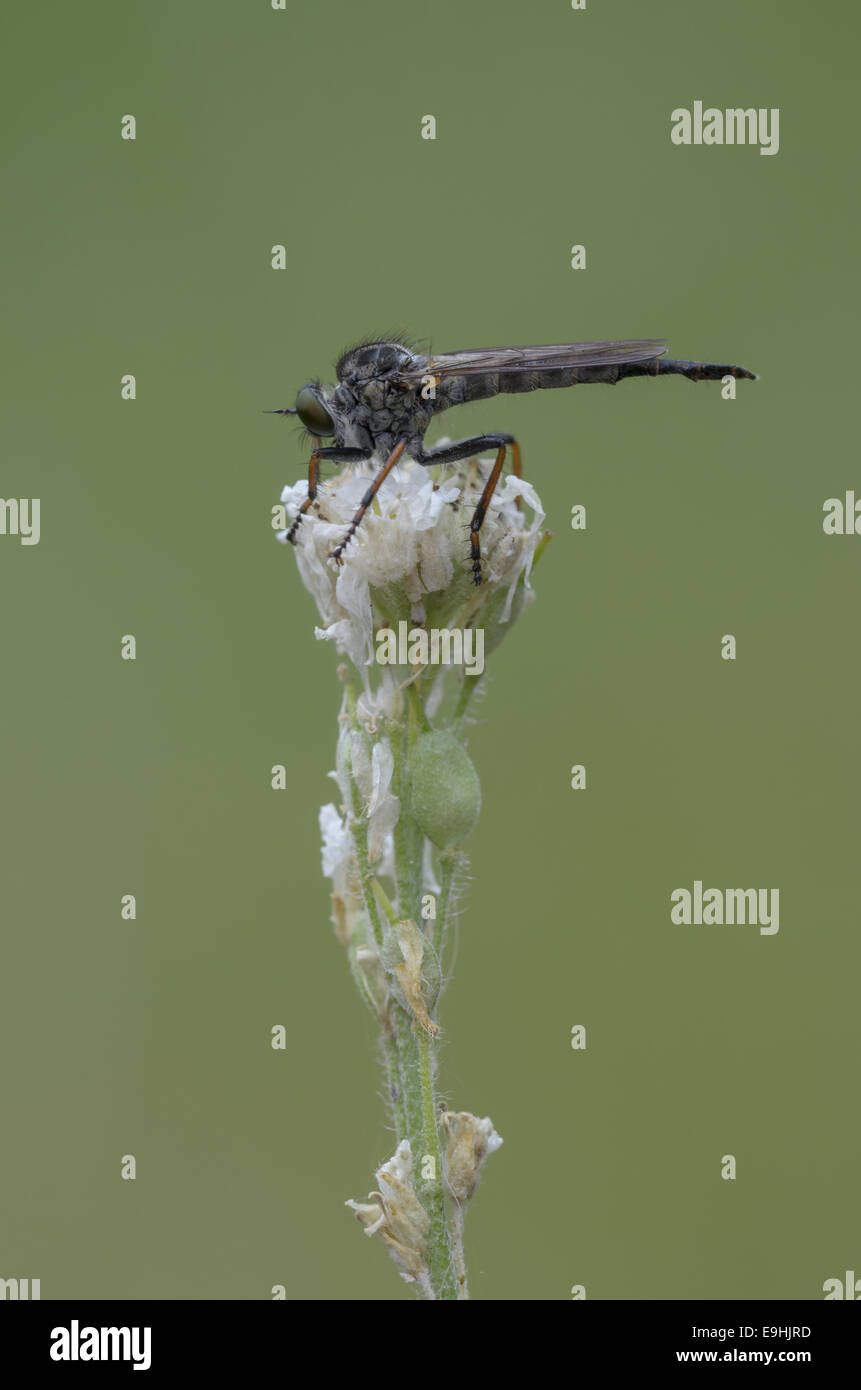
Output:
[
  {"left": 416, "top": 433, "right": 521, "bottom": 585},
  {"left": 287, "top": 445, "right": 371, "bottom": 544},
  {"left": 330, "top": 438, "right": 408, "bottom": 566}
]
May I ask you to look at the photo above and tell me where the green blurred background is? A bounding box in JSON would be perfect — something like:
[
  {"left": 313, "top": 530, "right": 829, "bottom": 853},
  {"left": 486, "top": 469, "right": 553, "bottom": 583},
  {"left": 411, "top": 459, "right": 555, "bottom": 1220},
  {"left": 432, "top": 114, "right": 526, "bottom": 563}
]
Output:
[{"left": 2, "top": 0, "right": 858, "bottom": 1300}]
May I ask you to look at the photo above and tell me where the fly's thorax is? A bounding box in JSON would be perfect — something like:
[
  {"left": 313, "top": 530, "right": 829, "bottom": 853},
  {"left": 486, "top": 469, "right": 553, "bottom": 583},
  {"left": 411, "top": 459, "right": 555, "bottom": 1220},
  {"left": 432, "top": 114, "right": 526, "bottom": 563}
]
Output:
[
  {"left": 342, "top": 377, "right": 434, "bottom": 455},
  {"left": 336, "top": 340, "right": 417, "bottom": 381},
  {"left": 332, "top": 341, "right": 435, "bottom": 454}
]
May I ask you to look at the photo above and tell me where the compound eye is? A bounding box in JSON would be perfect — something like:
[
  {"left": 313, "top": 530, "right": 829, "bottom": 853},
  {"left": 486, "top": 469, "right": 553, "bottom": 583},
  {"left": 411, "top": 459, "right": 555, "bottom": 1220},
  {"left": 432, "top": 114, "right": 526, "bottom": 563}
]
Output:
[{"left": 296, "top": 386, "right": 335, "bottom": 436}]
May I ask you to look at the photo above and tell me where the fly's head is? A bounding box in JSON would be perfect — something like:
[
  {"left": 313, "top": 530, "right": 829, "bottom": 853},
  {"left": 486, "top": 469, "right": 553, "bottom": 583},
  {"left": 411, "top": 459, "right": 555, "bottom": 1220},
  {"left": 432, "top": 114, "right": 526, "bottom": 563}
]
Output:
[
  {"left": 293, "top": 382, "right": 341, "bottom": 442},
  {"left": 274, "top": 340, "right": 434, "bottom": 456},
  {"left": 269, "top": 381, "right": 345, "bottom": 444}
]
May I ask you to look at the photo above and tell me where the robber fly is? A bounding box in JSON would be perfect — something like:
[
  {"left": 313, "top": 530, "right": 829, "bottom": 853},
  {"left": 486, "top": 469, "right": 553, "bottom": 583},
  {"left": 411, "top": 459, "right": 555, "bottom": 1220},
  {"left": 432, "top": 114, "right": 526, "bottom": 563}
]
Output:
[{"left": 270, "top": 337, "right": 756, "bottom": 584}]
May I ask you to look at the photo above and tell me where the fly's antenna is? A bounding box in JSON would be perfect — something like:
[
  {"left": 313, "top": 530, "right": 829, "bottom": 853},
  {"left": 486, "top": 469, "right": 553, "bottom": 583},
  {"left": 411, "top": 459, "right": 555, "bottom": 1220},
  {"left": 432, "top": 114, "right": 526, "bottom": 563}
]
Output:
[{"left": 263, "top": 407, "right": 298, "bottom": 415}]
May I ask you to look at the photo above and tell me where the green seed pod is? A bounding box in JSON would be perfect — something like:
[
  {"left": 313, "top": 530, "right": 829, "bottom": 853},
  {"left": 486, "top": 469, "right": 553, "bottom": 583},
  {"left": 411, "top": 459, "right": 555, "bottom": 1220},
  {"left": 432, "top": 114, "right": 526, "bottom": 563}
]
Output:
[{"left": 409, "top": 730, "right": 482, "bottom": 849}]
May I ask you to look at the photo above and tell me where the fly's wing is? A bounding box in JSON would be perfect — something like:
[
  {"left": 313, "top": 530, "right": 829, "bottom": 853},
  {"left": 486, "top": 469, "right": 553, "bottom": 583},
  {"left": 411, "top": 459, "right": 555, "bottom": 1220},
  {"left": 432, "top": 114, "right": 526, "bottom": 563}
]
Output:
[{"left": 392, "top": 339, "right": 667, "bottom": 384}]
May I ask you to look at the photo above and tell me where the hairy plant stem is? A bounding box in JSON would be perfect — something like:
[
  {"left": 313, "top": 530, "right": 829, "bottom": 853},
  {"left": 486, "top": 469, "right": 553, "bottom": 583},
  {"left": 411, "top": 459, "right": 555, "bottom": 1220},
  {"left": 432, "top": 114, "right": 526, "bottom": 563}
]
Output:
[
  {"left": 393, "top": 691, "right": 457, "bottom": 1298},
  {"left": 346, "top": 675, "right": 458, "bottom": 1299}
]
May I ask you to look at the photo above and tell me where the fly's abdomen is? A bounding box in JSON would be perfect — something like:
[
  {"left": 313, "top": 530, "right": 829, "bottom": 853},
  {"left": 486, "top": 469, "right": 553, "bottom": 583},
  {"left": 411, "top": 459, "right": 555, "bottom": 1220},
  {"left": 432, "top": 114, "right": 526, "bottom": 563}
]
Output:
[
  {"left": 497, "top": 368, "right": 607, "bottom": 392},
  {"left": 436, "top": 367, "right": 600, "bottom": 409},
  {"left": 434, "top": 357, "right": 755, "bottom": 411},
  {"left": 437, "top": 364, "right": 657, "bottom": 407},
  {"left": 656, "top": 359, "right": 757, "bottom": 381}
]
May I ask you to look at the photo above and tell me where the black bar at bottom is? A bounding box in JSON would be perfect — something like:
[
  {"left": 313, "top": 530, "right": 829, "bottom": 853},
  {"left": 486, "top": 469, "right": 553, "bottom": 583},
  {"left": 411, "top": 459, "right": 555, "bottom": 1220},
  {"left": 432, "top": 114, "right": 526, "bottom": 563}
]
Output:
[{"left": 1, "top": 1299, "right": 857, "bottom": 1374}]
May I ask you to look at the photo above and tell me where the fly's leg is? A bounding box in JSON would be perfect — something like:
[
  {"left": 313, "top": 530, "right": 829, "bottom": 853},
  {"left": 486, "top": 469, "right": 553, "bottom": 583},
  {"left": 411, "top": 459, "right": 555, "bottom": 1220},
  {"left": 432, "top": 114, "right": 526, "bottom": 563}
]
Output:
[
  {"left": 416, "top": 433, "right": 521, "bottom": 585},
  {"left": 286, "top": 448, "right": 320, "bottom": 544},
  {"left": 287, "top": 446, "right": 372, "bottom": 544},
  {"left": 468, "top": 441, "right": 515, "bottom": 585},
  {"left": 330, "top": 439, "right": 408, "bottom": 566}
]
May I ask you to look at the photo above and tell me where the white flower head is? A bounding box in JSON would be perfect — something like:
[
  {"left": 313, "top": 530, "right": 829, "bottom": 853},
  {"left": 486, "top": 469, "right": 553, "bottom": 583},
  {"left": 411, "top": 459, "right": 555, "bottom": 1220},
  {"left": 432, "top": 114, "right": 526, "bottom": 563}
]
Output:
[{"left": 279, "top": 449, "right": 546, "bottom": 680}]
